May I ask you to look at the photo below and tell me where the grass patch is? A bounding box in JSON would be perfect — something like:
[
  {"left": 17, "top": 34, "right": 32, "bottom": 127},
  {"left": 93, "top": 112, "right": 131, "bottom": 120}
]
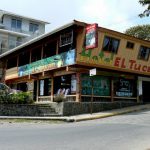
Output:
[{"left": 0, "top": 119, "right": 65, "bottom": 124}]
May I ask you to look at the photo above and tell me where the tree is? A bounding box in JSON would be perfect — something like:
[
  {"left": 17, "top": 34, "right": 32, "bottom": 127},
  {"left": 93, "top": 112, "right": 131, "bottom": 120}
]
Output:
[
  {"left": 124, "top": 25, "right": 150, "bottom": 40},
  {"left": 139, "top": 0, "right": 150, "bottom": 17}
]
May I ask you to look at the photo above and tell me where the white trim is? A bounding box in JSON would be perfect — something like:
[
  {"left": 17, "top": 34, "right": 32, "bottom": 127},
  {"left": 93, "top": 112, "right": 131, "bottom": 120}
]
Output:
[
  {"left": 138, "top": 76, "right": 150, "bottom": 96},
  {"left": 0, "top": 9, "right": 49, "bottom": 24}
]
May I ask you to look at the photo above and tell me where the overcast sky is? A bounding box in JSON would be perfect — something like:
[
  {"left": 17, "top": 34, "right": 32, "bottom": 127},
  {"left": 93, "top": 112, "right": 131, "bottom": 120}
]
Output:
[{"left": 0, "top": 0, "right": 149, "bottom": 33}]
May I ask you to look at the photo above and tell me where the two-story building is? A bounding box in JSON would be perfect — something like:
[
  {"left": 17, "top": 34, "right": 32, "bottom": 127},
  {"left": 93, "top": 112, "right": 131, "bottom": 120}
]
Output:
[{"left": 0, "top": 20, "right": 150, "bottom": 103}]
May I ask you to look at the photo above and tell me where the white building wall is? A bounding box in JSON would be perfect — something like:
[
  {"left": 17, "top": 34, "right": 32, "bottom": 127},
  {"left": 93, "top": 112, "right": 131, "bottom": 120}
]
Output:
[
  {"left": 22, "top": 19, "right": 29, "bottom": 33},
  {"left": 2, "top": 14, "right": 45, "bottom": 35},
  {"left": 2, "top": 15, "right": 12, "bottom": 30}
]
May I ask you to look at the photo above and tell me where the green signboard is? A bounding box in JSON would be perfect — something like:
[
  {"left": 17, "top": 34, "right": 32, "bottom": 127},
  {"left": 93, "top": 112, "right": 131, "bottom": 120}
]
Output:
[
  {"left": 18, "top": 49, "right": 75, "bottom": 77},
  {"left": 81, "top": 74, "right": 110, "bottom": 96}
]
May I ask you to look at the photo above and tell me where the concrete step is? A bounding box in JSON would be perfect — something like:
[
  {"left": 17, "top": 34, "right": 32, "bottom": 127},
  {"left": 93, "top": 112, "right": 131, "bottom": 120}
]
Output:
[{"left": 36, "top": 104, "right": 59, "bottom": 116}]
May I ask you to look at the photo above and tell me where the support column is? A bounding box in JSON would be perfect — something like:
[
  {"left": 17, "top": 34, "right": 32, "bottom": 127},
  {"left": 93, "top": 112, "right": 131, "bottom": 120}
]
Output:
[
  {"left": 111, "top": 77, "right": 114, "bottom": 102},
  {"left": 36, "top": 80, "right": 39, "bottom": 102},
  {"left": 76, "top": 73, "right": 81, "bottom": 102},
  {"left": 51, "top": 77, "right": 54, "bottom": 102},
  {"left": 138, "top": 79, "right": 143, "bottom": 103}
]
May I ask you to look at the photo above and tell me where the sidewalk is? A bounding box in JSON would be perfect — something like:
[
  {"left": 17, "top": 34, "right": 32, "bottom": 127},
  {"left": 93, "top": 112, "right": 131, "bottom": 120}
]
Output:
[{"left": 0, "top": 104, "right": 150, "bottom": 122}]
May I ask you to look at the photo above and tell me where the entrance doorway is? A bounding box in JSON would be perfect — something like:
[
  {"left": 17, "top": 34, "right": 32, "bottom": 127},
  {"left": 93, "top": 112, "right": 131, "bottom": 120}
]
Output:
[{"left": 142, "top": 81, "right": 150, "bottom": 103}]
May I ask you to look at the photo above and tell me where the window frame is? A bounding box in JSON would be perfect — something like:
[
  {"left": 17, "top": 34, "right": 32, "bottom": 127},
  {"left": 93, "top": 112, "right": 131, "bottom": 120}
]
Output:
[
  {"left": 59, "top": 30, "right": 73, "bottom": 47},
  {"left": 11, "top": 18, "right": 22, "bottom": 30},
  {"left": 138, "top": 45, "right": 150, "bottom": 61},
  {"left": 29, "top": 23, "right": 39, "bottom": 33},
  {"left": 126, "top": 41, "right": 134, "bottom": 49},
  {"left": 102, "top": 36, "right": 120, "bottom": 54}
]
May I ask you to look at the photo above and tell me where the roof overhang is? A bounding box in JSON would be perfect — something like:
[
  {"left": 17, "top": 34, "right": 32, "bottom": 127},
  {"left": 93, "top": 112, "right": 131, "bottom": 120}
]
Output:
[
  {"left": 0, "top": 9, "right": 49, "bottom": 24},
  {"left": 0, "top": 20, "right": 85, "bottom": 59}
]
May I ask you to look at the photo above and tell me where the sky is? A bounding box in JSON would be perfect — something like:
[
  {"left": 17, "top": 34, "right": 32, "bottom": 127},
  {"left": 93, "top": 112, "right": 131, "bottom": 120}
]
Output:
[{"left": 0, "top": 0, "right": 149, "bottom": 33}]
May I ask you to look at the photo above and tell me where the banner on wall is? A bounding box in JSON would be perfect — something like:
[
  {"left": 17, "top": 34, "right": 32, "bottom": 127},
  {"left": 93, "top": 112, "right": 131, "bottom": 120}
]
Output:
[
  {"left": 115, "top": 78, "right": 134, "bottom": 97},
  {"left": 81, "top": 74, "right": 110, "bottom": 96},
  {"left": 18, "top": 49, "right": 75, "bottom": 77},
  {"left": 85, "top": 23, "right": 98, "bottom": 50}
]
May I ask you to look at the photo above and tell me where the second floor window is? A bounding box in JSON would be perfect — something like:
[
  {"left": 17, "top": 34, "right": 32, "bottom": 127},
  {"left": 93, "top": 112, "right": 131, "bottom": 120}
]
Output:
[
  {"left": 102, "top": 36, "right": 120, "bottom": 53},
  {"left": 29, "top": 23, "right": 39, "bottom": 33},
  {"left": 11, "top": 19, "right": 22, "bottom": 30},
  {"left": 138, "top": 46, "right": 150, "bottom": 61}
]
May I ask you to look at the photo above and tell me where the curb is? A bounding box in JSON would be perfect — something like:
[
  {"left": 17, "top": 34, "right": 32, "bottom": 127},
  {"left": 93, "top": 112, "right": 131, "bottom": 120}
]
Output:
[
  {"left": 0, "top": 104, "right": 150, "bottom": 123},
  {"left": 69, "top": 104, "right": 150, "bottom": 122}
]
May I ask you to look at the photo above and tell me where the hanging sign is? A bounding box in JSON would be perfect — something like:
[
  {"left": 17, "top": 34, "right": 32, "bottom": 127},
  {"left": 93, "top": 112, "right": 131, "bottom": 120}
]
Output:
[
  {"left": 85, "top": 23, "right": 98, "bottom": 49},
  {"left": 90, "top": 68, "right": 97, "bottom": 76}
]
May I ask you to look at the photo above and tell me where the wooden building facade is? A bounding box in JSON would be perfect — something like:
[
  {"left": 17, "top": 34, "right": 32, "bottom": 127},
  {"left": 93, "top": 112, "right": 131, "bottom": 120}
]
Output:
[{"left": 1, "top": 20, "right": 150, "bottom": 103}]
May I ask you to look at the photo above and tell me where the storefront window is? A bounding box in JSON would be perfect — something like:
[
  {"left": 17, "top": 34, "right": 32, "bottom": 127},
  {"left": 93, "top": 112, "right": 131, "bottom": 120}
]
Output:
[
  {"left": 17, "top": 82, "right": 27, "bottom": 92},
  {"left": 39, "top": 78, "right": 51, "bottom": 96},
  {"left": 114, "top": 78, "right": 136, "bottom": 97},
  {"left": 54, "top": 75, "right": 71, "bottom": 96},
  {"left": 81, "top": 74, "right": 110, "bottom": 96}
]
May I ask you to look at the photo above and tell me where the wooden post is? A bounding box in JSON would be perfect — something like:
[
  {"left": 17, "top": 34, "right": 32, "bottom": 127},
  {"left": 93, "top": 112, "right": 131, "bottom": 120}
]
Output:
[
  {"left": 41, "top": 45, "right": 45, "bottom": 77},
  {"left": 36, "top": 80, "right": 39, "bottom": 102},
  {"left": 51, "top": 77, "right": 54, "bottom": 102},
  {"left": 111, "top": 77, "right": 114, "bottom": 102},
  {"left": 28, "top": 50, "right": 32, "bottom": 79},
  {"left": 56, "top": 40, "right": 59, "bottom": 55},
  {"left": 90, "top": 76, "right": 93, "bottom": 114},
  {"left": 76, "top": 73, "right": 81, "bottom": 102},
  {"left": 1, "top": 60, "right": 7, "bottom": 83}
]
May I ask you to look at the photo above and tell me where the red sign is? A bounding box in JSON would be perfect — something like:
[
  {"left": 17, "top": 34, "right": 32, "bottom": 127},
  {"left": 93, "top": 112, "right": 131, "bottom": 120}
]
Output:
[
  {"left": 114, "top": 57, "right": 150, "bottom": 73},
  {"left": 85, "top": 24, "right": 98, "bottom": 49}
]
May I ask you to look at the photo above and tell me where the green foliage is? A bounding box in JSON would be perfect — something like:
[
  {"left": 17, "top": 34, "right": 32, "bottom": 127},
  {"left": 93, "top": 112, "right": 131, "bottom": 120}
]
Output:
[
  {"left": 0, "top": 91, "right": 34, "bottom": 104},
  {"left": 139, "top": 0, "right": 150, "bottom": 17},
  {"left": 54, "top": 94, "right": 66, "bottom": 102},
  {"left": 0, "top": 91, "right": 11, "bottom": 104},
  {"left": 124, "top": 24, "right": 150, "bottom": 40}
]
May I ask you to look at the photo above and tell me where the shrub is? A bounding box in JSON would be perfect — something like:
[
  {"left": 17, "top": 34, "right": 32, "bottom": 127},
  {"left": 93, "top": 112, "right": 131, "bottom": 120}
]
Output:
[
  {"left": 0, "top": 90, "right": 11, "bottom": 104},
  {"left": 54, "top": 94, "right": 66, "bottom": 102},
  {"left": 0, "top": 91, "right": 34, "bottom": 104}
]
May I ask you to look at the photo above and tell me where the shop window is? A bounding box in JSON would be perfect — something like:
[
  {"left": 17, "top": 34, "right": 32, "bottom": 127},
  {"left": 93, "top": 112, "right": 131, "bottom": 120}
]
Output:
[
  {"left": 31, "top": 46, "right": 42, "bottom": 62},
  {"left": 138, "top": 45, "right": 150, "bottom": 61},
  {"left": 7, "top": 56, "right": 17, "bottom": 69},
  {"left": 81, "top": 74, "right": 110, "bottom": 96},
  {"left": 126, "top": 41, "right": 134, "bottom": 49},
  {"left": 43, "top": 41, "right": 57, "bottom": 58},
  {"left": 39, "top": 78, "right": 51, "bottom": 96},
  {"left": 54, "top": 75, "right": 71, "bottom": 95},
  {"left": 17, "top": 82, "right": 27, "bottom": 92},
  {"left": 102, "top": 36, "right": 120, "bottom": 53},
  {"left": 18, "top": 51, "right": 30, "bottom": 66},
  {"left": 114, "top": 78, "right": 136, "bottom": 97}
]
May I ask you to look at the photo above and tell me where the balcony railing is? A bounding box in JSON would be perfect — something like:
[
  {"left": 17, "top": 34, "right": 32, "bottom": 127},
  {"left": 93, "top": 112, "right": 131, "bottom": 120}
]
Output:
[
  {"left": 1, "top": 25, "right": 42, "bottom": 37},
  {"left": 0, "top": 39, "right": 25, "bottom": 54}
]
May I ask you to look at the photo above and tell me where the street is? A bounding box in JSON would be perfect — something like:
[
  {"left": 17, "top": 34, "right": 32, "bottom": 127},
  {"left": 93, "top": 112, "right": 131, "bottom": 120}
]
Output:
[{"left": 0, "top": 110, "right": 150, "bottom": 150}]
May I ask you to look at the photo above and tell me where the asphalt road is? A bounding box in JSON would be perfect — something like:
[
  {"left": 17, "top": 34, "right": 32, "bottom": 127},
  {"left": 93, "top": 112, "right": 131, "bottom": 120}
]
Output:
[{"left": 1, "top": 110, "right": 150, "bottom": 150}]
